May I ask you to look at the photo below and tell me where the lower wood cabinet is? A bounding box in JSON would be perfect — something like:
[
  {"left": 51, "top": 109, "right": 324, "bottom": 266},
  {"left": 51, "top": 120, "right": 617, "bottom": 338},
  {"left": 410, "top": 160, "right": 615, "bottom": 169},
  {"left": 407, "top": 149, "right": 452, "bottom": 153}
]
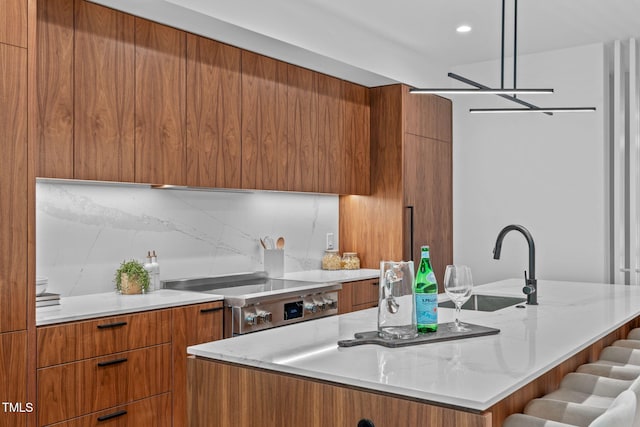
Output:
[
  {"left": 171, "top": 301, "right": 224, "bottom": 427},
  {"left": 188, "top": 357, "right": 491, "bottom": 427},
  {"left": 36, "top": 301, "right": 223, "bottom": 427},
  {"left": 338, "top": 278, "right": 379, "bottom": 314},
  {"left": 37, "top": 344, "right": 171, "bottom": 426},
  {"left": 0, "top": 331, "right": 27, "bottom": 427},
  {"left": 47, "top": 393, "right": 171, "bottom": 427}
]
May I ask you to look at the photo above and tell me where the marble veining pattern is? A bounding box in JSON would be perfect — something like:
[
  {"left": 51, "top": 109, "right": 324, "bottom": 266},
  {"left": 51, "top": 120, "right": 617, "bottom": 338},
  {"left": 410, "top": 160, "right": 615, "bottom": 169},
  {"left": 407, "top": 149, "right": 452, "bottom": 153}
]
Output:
[{"left": 36, "top": 181, "right": 338, "bottom": 296}]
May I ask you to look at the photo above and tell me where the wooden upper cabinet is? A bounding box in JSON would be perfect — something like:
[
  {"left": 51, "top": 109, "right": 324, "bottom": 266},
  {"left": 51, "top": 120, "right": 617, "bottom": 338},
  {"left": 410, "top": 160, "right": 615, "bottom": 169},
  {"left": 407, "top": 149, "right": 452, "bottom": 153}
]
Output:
[
  {"left": 403, "top": 86, "right": 452, "bottom": 142},
  {"left": 134, "top": 18, "right": 186, "bottom": 185},
  {"left": 35, "top": 0, "right": 74, "bottom": 178},
  {"left": 186, "top": 35, "right": 241, "bottom": 189},
  {"left": 74, "top": 0, "right": 135, "bottom": 182},
  {"left": 287, "top": 64, "right": 318, "bottom": 192},
  {"left": 317, "top": 74, "right": 344, "bottom": 194},
  {"left": 241, "top": 51, "right": 288, "bottom": 191},
  {"left": 343, "top": 81, "right": 370, "bottom": 195},
  {"left": 0, "top": 0, "right": 27, "bottom": 47},
  {"left": 0, "top": 43, "right": 27, "bottom": 333}
]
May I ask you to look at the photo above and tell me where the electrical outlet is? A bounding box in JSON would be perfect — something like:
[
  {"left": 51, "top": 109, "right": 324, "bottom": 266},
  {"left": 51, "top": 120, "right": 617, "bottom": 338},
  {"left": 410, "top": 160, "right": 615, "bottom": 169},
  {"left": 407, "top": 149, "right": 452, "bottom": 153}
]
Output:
[{"left": 326, "top": 233, "right": 335, "bottom": 250}]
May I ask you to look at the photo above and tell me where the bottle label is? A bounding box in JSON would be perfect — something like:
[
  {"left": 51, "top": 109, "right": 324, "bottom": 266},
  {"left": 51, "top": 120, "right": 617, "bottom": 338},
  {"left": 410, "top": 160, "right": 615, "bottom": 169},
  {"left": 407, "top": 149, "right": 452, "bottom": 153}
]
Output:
[{"left": 415, "top": 294, "right": 438, "bottom": 325}]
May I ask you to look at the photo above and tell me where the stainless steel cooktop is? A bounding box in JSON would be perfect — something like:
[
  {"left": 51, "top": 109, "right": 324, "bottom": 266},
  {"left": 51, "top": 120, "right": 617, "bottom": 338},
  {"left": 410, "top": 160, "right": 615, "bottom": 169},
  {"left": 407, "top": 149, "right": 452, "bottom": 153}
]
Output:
[{"left": 161, "top": 272, "right": 341, "bottom": 306}]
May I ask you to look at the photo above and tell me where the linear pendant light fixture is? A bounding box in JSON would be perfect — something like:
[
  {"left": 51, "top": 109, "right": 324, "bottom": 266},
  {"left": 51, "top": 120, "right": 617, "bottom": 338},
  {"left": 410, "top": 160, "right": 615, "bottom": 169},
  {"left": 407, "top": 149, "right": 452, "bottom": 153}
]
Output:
[{"left": 410, "top": 0, "right": 596, "bottom": 114}]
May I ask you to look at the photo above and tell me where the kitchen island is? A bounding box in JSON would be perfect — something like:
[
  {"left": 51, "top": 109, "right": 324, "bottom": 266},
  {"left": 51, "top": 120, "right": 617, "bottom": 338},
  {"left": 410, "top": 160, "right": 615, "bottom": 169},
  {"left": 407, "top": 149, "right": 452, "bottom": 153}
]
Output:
[{"left": 187, "top": 279, "right": 640, "bottom": 426}]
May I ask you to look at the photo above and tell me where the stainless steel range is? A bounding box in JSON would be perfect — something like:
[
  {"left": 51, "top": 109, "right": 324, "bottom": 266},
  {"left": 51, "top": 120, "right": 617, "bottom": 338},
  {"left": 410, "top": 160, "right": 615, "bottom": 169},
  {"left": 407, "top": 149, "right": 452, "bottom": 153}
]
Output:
[{"left": 162, "top": 272, "right": 341, "bottom": 337}]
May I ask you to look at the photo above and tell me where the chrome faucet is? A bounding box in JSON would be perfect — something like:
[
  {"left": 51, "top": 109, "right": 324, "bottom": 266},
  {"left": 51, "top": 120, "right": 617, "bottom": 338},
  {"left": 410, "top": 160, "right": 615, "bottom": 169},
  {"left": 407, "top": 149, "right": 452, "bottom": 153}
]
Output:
[{"left": 492, "top": 224, "right": 538, "bottom": 305}]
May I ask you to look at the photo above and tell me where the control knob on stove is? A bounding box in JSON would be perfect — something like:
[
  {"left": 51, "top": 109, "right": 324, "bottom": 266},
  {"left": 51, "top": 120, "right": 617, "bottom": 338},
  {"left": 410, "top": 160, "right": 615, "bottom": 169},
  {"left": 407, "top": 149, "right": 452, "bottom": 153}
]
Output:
[
  {"left": 305, "top": 302, "right": 318, "bottom": 313},
  {"left": 257, "top": 311, "right": 272, "bottom": 323},
  {"left": 324, "top": 298, "right": 337, "bottom": 309},
  {"left": 245, "top": 313, "right": 257, "bottom": 326}
]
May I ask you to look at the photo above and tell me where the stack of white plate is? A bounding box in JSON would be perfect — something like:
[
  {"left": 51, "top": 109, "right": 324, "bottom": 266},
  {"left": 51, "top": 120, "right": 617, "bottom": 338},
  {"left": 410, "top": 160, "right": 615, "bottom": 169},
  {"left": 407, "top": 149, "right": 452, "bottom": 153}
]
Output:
[{"left": 36, "top": 276, "right": 48, "bottom": 296}]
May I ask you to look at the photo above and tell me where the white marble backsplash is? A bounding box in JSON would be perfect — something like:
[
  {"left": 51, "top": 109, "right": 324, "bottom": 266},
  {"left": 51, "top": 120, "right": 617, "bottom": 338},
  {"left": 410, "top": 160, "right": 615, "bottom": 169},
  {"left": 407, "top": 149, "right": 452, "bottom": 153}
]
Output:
[{"left": 36, "top": 181, "right": 338, "bottom": 297}]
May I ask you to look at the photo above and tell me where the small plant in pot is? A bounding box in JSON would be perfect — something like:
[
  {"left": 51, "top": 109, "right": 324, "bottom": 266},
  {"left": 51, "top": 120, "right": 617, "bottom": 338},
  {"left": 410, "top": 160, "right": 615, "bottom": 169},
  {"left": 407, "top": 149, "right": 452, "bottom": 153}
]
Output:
[{"left": 114, "top": 259, "right": 150, "bottom": 295}]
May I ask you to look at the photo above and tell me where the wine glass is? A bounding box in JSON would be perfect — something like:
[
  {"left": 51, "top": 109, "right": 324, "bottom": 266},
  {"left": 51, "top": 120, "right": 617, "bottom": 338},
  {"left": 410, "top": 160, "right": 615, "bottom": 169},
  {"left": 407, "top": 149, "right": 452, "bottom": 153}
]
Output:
[{"left": 444, "top": 265, "right": 473, "bottom": 332}]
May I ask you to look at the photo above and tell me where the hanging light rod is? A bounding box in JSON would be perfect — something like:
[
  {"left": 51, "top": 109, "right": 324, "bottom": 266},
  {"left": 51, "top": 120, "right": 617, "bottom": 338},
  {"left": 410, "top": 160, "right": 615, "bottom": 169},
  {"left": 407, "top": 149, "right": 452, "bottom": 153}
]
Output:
[
  {"left": 409, "top": 87, "right": 554, "bottom": 95},
  {"left": 470, "top": 107, "right": 597, "bottom": 114},
  {"left": 448, "top": 72, "right": 553, "bottom": 115},
  {"left": 410, "top": 0, "right": 596, "bottom": 115}
]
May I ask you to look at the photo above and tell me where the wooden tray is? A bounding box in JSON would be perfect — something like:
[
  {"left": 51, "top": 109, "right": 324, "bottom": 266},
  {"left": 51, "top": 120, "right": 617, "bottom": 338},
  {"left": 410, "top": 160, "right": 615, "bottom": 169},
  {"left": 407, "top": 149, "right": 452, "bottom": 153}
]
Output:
[{"left": 337, "top": 322, "right": 500, "bottom": 348}]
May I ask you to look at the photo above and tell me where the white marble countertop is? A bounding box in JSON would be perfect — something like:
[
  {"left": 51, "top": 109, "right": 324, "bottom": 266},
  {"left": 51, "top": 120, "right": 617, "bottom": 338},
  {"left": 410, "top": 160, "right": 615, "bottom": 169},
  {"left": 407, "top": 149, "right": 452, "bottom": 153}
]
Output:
[
  {"left": 278, "top": 268, "right": 379, "bottom": 283},
  {"left": 36, "top": 289, "right": 223, "bottom": 326},
  {"left": 35, "top": 270, "right": 377, "bottom": 327},
  {"left": 188, "top": 279, "right": 640, "bottom": 411}
]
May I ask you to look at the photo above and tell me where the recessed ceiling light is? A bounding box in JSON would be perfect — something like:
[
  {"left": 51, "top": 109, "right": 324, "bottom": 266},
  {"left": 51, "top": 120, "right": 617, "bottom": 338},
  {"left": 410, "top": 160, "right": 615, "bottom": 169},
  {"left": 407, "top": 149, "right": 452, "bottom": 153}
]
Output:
[{"left": 456, "top": 25, "right": 472, "bottom": 33}]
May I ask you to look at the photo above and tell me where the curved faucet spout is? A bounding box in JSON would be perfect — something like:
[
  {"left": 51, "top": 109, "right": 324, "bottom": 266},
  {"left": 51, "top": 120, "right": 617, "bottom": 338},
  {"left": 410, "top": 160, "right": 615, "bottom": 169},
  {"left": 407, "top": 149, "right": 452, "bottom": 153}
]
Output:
[{"left": 493, "top": 224, "right": 538, "bottom": 305}]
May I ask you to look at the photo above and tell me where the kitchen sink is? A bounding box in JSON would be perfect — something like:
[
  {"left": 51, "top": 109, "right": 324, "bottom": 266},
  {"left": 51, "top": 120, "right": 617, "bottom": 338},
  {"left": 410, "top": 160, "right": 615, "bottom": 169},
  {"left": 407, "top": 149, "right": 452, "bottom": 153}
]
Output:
[{"left": 438, "top": 295, "right": 526, "bottom": 312}]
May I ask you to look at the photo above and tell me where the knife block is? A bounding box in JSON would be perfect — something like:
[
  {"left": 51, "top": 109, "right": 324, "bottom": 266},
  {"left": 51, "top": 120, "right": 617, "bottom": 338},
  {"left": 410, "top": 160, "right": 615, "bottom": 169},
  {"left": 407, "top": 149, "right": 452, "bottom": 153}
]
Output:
[{"left": 264, "top": 249, "right": 284, "bottom": 278}]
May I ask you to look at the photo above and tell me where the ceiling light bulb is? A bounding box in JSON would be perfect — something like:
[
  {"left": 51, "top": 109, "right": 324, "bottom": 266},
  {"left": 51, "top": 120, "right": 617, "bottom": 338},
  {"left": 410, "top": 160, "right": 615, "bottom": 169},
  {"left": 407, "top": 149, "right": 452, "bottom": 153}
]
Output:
[{"left": 456, "top": 25, "right": 472, "bottom": 33}]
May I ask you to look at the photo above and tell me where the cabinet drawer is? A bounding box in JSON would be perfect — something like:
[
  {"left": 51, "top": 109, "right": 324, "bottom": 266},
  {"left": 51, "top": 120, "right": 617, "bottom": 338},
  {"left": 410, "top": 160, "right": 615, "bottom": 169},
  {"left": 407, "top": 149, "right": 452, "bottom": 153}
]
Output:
[
  {"left": 38, "top": 310, "right": 171, "bottom": 367},
  {"left": 47, "top": 393, "right": 171, "bottom": 427},
  {"left": 351, "top": 279, "right": 379, "bottom": 306},
  {"left": 37, "top": 344, "right": 171, "bottom": 426}
]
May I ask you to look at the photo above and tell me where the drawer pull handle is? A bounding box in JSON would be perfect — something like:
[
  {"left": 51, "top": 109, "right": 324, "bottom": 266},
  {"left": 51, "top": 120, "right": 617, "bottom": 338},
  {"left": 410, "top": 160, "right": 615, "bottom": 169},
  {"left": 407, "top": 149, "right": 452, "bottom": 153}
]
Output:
[
  {"left": 97, "top": 410, "right": 127, "bottom": 422},
  {"left": 371, "top": 282, "right": 379, "bottom": 286},
  {"left": 97, "top": 357, "right": 128, "bottom": 367},
  {"left": 97, "top": 321, "right": 127, "bottom": 329},
  {"left": 200, "top": 307, "right": 223, "bottom": 314}
]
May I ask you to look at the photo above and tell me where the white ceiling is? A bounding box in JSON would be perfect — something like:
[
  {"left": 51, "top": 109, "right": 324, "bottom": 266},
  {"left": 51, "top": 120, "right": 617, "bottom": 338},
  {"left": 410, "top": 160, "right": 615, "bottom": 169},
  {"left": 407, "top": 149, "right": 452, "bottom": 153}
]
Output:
[{"left": 92, "top": 0, "right": 640, "bottom": 87}]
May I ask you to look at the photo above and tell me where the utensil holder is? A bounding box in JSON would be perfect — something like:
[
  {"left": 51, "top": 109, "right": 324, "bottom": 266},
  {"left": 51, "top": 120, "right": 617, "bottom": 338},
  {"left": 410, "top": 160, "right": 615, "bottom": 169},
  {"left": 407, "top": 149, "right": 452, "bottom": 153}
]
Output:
[{"left": 264, "top": 249, "right": 284, "bottom": 278}]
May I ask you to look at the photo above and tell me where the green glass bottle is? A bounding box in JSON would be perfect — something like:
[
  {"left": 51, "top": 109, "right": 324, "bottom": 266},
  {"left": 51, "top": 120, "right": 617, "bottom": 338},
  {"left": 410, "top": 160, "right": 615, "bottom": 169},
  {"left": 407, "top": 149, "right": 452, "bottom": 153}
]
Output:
[{"left": 415, "top": 245, "right": 438, "bottom": 332}]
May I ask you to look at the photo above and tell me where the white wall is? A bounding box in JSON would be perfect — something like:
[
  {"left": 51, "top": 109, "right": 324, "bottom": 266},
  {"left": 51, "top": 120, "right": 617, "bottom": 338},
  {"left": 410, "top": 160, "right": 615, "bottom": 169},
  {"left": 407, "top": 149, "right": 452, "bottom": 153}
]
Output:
[
  {"left": 36, "top": 181, "right": 338, "bottom": 296},
  {"left": 451, "top": 43, "right": 608, "bottom": 285}
]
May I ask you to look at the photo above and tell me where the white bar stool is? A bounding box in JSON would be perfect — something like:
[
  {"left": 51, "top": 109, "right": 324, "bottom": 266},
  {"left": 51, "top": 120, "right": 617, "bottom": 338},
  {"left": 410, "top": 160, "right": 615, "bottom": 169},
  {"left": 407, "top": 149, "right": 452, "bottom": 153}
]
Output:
[{"left": 502, "top": 389, "right": 636, "bottom": 427}]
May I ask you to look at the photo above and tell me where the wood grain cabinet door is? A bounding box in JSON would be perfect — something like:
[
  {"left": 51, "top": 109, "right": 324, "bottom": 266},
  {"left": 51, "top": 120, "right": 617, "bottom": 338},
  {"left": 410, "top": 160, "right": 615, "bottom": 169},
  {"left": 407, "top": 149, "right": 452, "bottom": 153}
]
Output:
[
  {"left": 49, "top": 393, "right": 171, "bottom": 427},
  {"left": 37, "top": 310, "right": 171, "bottom": 368},
  {"left": 0, "top": 0, "right": 27, "bottom": 48},
  {"left": 287, "top": 64, "right": 318, "bottom": 192},
  {"left": 186, "top": 35, "right": 241, "bottom": 189},
  {"left": 134, "top": 18, "right": 186, "bottom": 186},
  {"left": 317, "top": 74, "right": 344, "bottom": 194},
  {"left": 0, "top": 42, "right": 27, "bottom": 333},
  {"left": 0, "top": 331, "right": 27, "bottom": 427},
  {"left": 35, "top": 0, "right": 74, "bottom": 178},
  {"left": 74, "top": 0, "right": 135, "bottom": 182},
  {"left": 37, "top": 344, "right": 171, "bottom": 426},
  {"left": 343, "top": 81, "right": 370, "bottom": 195},
  {"left": 172, "top": 301, "right": 223, "bottom": 427},
  {"left": 241, "top": 51, "right": 288, "bottom": 191},
  {"left": 403, "top": 133, "right": 452, "bottom": 288}
]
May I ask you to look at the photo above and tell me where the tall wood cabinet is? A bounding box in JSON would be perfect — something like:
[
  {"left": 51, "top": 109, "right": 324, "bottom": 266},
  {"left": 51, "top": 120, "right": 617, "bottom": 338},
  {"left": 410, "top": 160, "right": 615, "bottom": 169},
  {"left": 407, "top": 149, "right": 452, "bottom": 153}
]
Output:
[
  {"left": 0, "top": 38, "right": 28, "bottom": 427},
  {"left": 340, "top": 84, "right": 452, "bottom": 288},
  {"left": 0, "top": 41, "right": 27, "bottom": 333},
  {"left": 0, "top": 332, "right": 27, "bottom": 427}
]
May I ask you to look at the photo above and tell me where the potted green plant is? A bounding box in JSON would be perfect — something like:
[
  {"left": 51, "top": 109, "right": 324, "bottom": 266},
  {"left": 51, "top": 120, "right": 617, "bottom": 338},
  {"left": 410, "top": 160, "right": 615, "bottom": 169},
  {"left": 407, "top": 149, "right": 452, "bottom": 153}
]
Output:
[{"left": 114, "top": 259, "right": 150, "bottom": 295}]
